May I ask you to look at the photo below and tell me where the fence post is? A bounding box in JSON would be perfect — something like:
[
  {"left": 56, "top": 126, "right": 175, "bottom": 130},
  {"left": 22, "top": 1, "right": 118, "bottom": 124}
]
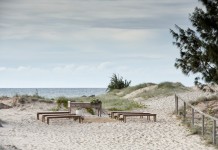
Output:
[
  {"left": 191, "top": 108, "right": 194, "bottom": 126},
  {"left": 175, "top": 95, "right": 178, "bottom": 115},
  {"left": 213, "top": 120, "right": 216, "bottom": 144},
  {"left": 183, "top": 102, "right": 186, "bottom": 119},
  {"left": 202, "top": 115, "right": 205, "bottom": 136}
]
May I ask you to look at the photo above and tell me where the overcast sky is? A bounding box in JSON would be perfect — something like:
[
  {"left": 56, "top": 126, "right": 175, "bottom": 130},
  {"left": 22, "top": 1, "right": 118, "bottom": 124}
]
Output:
[{"left": 0, "top": 0, "right": 201, "bottom": 88}]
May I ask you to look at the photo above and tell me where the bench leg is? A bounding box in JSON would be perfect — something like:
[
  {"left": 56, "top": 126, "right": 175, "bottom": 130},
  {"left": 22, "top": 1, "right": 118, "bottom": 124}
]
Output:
[
  {"left": 124, "top": 116, "right": 126, "bottom": 123},
  {"left": 47, "top": 118, "right": 50, "bottom": 125},
  {"left": 37, "top": 113, "right": 40, "bottom": 120}
]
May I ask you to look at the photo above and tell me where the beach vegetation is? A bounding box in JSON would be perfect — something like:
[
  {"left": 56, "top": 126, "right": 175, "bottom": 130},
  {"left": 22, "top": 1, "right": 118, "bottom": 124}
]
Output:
[
  {"left": 114, "top": 82, "right": 156, "bottom": 97},
  {"left": 170, "top": 0, "right": 218, "bottom": 89},
  {"left": 18, "top": 96, "right": 28, "bottom": 104},
  {"left": 132, "top": 82, "right": 189, "bottom": 100},
  {"left": 15, "top": 94, "right": 52, "bottom": 105},
  {"left": 190, "top": 95, "right": 218, "bottom": 106},
  {"left": 69, "top": 93, "right": 145, "bottom": 111},
  {"left": 86, "top": 108, "right": 95, "bottom": 115},
  {"left": 99, "top": 93, "right": 145, "bottom": 111},
  {"left": 56, "top": 97, "right": 69, "bottom": 109},
  {"left": 90, "top": 98, "right": 101, "bottom": 105},
  {"left": 38, "top": 99, "right": 54, "bottom": 103},
  {"left": 107, "top": 82, "right": 189, "bottom": 100},
  {"left": 107, "top": 73, "right": 131, "bottom": 92}
]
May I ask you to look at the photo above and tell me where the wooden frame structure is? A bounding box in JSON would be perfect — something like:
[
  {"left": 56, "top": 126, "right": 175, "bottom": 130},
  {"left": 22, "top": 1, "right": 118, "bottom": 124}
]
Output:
[
  {"left": 69, "top": 102, "right": 102, "bottom": 117},
  {"left": 175, "top": 94, "right": 218, "bottom": 144},
  {"left": 36, "top": 101, "right": 102, "bottom": 125}
]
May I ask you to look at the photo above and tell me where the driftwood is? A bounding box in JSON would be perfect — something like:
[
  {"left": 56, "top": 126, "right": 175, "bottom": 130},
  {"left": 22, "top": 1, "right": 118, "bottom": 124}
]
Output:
[{"left": 0, "top": 103, "right": 12, "bottom": 109}]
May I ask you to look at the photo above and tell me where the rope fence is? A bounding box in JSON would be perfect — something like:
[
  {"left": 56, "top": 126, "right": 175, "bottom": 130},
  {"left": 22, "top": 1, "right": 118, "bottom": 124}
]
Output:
[{"left": 175, "top": 94, "right": 218, "bottom": 144}]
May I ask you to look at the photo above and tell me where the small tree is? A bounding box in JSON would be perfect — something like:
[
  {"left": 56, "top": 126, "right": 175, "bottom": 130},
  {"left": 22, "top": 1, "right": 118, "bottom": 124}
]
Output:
[
  {"left": 107, "top": 73, "right": 131, "bottom": 92},
  {"left": 170, "top": 0, "right": 218, "bottom": 90}
]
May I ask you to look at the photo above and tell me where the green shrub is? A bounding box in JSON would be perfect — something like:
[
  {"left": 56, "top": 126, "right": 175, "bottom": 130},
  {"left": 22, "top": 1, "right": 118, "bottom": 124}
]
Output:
[
  {"left": 86, "top": 108, "right": 95, "bottom": 115},
  {"left": 90, "top": 98, "right": 101, "bottom": 105},
  {"left": 56, "top": 97, "right": 69, "bottom": 109},
  {"left": 107, "top": 73, "right": 131, "bottom": 92}
]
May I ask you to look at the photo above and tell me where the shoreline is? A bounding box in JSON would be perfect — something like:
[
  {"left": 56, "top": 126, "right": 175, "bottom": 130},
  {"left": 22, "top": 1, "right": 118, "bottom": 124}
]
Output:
[{"left": 0, "top": 88, "right": 107, "bottom": 99}]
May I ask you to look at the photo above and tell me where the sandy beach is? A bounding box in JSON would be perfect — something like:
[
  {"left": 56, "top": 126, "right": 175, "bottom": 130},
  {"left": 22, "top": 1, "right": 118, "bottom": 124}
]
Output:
[{"left": 0, "top": 90, "right": 216, "bottom": 150}]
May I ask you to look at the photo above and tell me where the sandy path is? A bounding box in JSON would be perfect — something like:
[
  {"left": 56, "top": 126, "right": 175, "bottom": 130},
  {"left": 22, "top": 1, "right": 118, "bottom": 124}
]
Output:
[{"left": 0, "top": 91, "right": 216, "bottom": 150}]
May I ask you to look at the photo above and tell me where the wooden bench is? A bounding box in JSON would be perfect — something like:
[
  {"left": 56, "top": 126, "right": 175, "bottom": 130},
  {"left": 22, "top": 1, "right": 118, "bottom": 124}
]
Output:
[
  {"left": 116, "top": 112, "right": 151, "bottom": 120},
  {"left": 120, "top": 113, "right": 157, "bottom": 123},
  {"left": 41, "top": 113, "right": 75, "bottom": 122},
  {"left": 110, "top": 111, "right": 145, "bottom": 119},
  {"left": 46, "top": 115, "right": 83, "bottom": 125},
  {"left": 37, "top": 111, "right": 70, "bottom": 120}
]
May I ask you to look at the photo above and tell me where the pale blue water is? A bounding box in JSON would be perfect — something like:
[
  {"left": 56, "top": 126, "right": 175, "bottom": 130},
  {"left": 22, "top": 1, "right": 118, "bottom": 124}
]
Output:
[{"left": 0, "top": 88, "right": 106, "bottom": 98}]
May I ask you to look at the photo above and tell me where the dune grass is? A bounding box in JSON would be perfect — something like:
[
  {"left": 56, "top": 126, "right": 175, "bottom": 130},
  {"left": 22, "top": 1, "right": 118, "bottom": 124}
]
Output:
[
  {"left": 115, "top": 82, "right": 156, "bottom": 97},
  {"left": 108, "top": 82, "right": 190, "bottom": 100},
  {"left": 98, "top": 94, "right": 145, "bottom": 111},
  {"left": 136, "top": 82, "right": 190, "bottom": 99},
  {"left": 66, "top": 93, "right": 145, "bottom": 111}
]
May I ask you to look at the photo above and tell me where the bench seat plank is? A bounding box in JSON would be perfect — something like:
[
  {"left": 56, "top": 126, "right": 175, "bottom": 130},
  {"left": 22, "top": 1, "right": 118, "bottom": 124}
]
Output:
[
  {"left": 110, "top": 111, "right": 147, "bottom": 118},
  {"left": 46, "top": 115, "right": 83, "bottom": 125},
  {"left": 37, "top": 111, "right": 69, "bottom": 120},
  {"left": 121, "top": 114, "right": 157, "bottom": 123},
  {"left": 41, "top": 113, "right": 75, "bottom": 122}
]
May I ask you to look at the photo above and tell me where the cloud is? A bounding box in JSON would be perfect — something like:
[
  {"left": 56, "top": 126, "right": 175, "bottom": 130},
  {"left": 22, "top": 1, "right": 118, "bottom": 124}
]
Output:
[
  {"left": 0, "top": 0, "right": 199, "bottom": 87},
  {"left": 0, "top": 0, "right": 198, "bottom": 40}
]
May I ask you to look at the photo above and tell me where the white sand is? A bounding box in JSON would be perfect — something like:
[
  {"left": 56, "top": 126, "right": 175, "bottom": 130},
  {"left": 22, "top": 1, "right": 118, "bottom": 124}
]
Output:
[{"left": 0, "top": 90, "right": 216, "bottom": 150}]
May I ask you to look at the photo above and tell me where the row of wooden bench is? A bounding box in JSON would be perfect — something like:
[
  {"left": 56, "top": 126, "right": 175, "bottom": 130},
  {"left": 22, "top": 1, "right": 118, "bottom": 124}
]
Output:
[
  {"left": 37, "top": 111, "right": 157, "bottom": 124},
  {"left": 109, "top": 111, "right": 157, "bottom": 123},
  {"left": 37, "top": 111, "right": 83, "bottom": 125}
]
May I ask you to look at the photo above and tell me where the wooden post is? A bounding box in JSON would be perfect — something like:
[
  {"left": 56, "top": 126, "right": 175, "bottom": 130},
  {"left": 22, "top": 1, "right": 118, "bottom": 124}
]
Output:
[
  {"left": 68, "top": 101, "right": 71, "bottom": 113},
  {"left": 191, "top": 108, "right": 194, "bottom": 126},
  {"left": 175, "top": 95, "right": 178, "bottom": 115},
  {"left": 183, "top": 102, "right": 186, "bottom": 119},
  {"left": 213, "top": 120, "right": 216, "bottom": 144},
  {"left": 202, "top": 115, "right": 205, "bottom": 136}
]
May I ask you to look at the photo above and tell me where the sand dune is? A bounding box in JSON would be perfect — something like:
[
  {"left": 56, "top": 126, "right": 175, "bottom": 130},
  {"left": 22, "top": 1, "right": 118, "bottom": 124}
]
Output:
[{"left": 0, "top": 90, "right": 216, "bottom": 150}]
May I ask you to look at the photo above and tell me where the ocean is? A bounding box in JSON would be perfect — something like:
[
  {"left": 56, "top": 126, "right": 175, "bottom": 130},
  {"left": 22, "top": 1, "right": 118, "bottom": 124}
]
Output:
[{"left": 0, "top": 88, "right": 107, "bottom": 98}]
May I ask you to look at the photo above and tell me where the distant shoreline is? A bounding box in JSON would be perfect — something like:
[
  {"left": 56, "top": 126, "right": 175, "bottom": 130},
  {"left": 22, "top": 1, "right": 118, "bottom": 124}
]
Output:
[{"left": 0, "top": 88, "right": 107, "bottom": 98}]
